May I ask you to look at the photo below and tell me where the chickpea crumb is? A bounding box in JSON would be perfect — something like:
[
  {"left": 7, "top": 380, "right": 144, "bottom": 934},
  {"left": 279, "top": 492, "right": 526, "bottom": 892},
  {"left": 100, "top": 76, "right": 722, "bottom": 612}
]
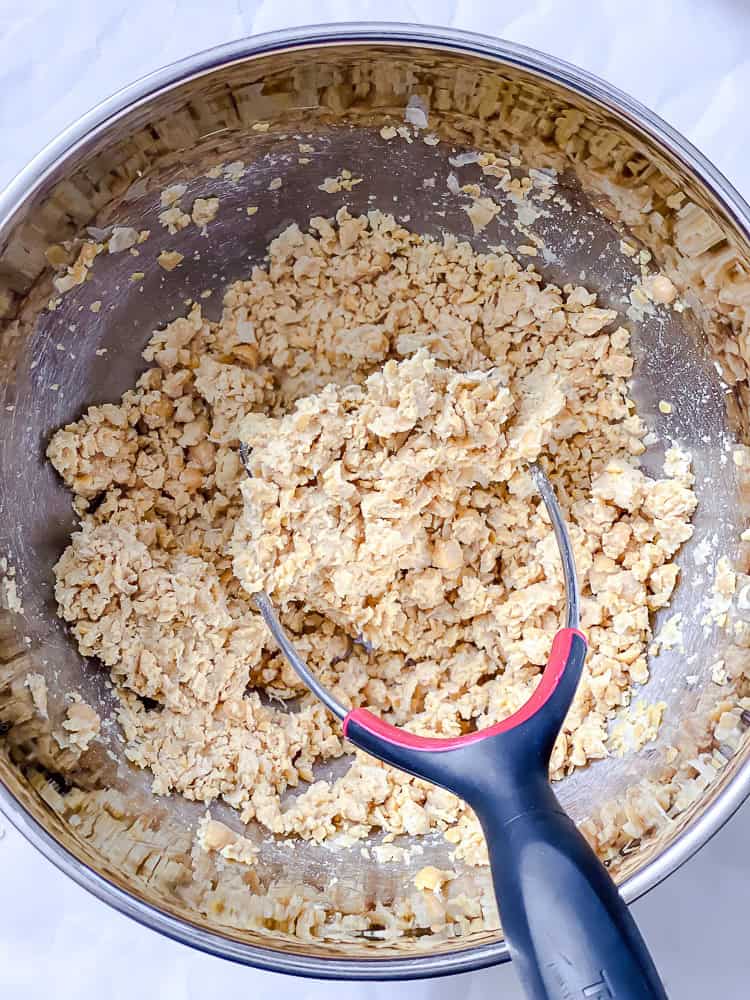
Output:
[
  {"left": 157, "top": 251, "right": 184, "bottom": 272},
  {"left": 191, "top": 197, "right": 220, "bottom": 231},
  {"left": 414, "top": 866, "right": 455, "bottom": 893},
  {"left": 646, "top": 274, "right": 678, "bottom": 305},
  {"left": 319, "top": 172, "right": 363, "bottom": 193}
]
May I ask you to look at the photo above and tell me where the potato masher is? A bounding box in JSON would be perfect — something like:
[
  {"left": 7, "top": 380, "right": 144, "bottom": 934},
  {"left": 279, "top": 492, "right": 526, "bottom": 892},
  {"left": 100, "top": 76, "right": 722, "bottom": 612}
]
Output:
[{"left": 242, "top": 446, "right": 668, "bottom": 1000}]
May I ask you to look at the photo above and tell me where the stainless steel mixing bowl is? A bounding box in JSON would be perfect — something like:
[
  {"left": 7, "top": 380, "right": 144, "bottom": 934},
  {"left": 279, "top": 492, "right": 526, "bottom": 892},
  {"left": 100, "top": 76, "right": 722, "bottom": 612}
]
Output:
[{"left": 2, "top": 23, "right": 750, "bottom": 980}]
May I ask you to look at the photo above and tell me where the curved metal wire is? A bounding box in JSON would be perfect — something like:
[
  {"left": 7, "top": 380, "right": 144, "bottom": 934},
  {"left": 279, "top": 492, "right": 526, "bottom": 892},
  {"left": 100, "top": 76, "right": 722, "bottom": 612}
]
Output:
[
  {"left": 253, "top": 591, "right": 348, "bottom": 720},
  {"left": 243, "top": 451, "right": 579, "bottom": 719},
  {"left": 529, "top": 462, "right": 580, "bottom": 631}
]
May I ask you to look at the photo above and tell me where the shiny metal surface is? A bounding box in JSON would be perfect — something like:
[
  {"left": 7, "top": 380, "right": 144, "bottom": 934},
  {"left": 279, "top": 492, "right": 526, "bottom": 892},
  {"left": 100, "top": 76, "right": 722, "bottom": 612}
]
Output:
[{"left": 1, "top": 22, "right": 750, "bottom": 980}]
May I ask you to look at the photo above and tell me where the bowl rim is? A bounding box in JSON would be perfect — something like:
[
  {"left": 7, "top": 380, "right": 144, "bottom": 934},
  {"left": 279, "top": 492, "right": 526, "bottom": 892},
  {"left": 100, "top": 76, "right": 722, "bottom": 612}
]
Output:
[{"left": 2, "top": 20, "right": 750, "bottom": 981}]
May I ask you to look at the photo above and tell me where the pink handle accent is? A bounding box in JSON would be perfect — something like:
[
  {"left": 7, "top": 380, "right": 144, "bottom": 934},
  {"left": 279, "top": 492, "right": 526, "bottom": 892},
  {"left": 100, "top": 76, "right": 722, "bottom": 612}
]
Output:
[{"left": 343, "top": 627, "right": 586, "bottom": 752}]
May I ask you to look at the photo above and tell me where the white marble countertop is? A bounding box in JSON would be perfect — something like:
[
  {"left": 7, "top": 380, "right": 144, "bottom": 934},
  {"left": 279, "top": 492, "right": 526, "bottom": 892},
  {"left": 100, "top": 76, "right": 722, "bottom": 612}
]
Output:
[{"left": 2, "top": 2, "right": 750, "bottom": 996}]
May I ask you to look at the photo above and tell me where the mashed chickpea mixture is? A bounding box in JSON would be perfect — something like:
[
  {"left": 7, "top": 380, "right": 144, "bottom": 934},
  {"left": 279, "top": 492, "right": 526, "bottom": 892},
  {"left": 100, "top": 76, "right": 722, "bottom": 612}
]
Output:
[{"left": 48, "top": 209, "right": 697, "bottom": 865}]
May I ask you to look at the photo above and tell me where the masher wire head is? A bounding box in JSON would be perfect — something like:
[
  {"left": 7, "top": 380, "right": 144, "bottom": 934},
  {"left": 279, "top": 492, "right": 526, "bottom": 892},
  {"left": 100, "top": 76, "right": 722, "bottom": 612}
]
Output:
[{"left": 242, "top": 448, "right": 580, "bottom": 720}]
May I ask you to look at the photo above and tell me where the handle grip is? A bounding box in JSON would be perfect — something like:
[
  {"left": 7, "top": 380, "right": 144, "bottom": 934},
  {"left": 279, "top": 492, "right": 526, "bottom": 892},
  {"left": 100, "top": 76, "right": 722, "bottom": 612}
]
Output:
[
  {"left": 477, "top": 802, "right": 668, "bottom": 1000},
  {"left": 344, "top": 631, "right": 667, "bottom": 999}
]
